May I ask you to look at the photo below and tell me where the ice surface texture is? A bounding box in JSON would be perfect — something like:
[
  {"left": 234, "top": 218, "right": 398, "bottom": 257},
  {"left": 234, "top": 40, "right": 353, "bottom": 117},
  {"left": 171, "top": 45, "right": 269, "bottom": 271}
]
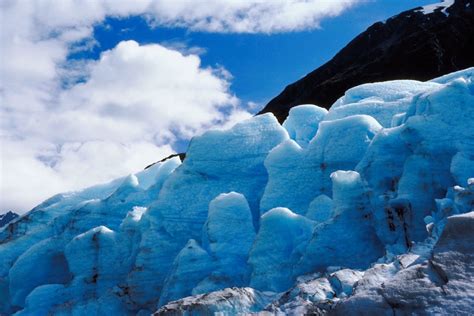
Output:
[{"left": 1, "top": 68, "right": 473, "bottom": 315}]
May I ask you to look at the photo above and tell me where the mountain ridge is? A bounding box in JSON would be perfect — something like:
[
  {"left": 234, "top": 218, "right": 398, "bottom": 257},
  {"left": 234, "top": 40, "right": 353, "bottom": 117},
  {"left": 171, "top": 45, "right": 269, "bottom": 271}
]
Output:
[{"left": 258, "top": 0, "right": 474, "bottom": 122}]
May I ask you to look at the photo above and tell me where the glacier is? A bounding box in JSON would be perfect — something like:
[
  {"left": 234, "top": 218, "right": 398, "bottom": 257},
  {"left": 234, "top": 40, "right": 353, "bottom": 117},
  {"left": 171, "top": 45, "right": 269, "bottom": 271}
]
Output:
[{"left": 1, "top": 67, "right": 473, "bottom": 315}]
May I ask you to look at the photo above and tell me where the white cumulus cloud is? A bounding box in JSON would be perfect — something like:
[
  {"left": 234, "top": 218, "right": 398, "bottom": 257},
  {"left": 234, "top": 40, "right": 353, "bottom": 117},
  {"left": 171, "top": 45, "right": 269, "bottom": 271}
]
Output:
[
  {"left": 1, "top": 39, "right": 242, "bottom": 213},
  {"left": 0, "top": 0, "right": 360, "bottom": 213},
  {"left": 146, "top": 0, "right": 363, "bottom": 33}
]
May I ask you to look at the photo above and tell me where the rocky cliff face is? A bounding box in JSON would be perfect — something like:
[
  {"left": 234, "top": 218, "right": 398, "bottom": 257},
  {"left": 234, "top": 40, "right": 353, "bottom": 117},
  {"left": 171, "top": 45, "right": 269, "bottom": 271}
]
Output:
[{"left": 259, "top": 0, "right": 474, "bottom": 122}]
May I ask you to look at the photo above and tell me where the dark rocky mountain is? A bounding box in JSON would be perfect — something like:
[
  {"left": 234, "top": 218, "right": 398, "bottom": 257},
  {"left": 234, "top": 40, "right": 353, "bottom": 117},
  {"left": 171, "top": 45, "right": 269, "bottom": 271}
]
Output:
[
  {"left": 0, "top": 211, "right": 19, "bottom": 229},
  {"left": 259, "top": 0, "right": 474, "bottom": 122}
]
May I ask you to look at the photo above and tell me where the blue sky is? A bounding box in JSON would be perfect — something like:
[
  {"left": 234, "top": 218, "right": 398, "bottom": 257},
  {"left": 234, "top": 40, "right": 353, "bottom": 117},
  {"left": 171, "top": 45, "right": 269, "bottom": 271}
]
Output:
[
  {"left": 73, "top": 0, "right": 439, "bottom": 108},
  {"left": 1, "top": 0, "right": 444, "bottom": 213}
]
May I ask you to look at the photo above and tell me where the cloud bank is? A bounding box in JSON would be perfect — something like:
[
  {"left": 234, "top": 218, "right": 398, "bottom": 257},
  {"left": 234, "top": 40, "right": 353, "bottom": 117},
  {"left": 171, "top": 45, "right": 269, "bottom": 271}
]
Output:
[
  {"left": 146, "top": 0, "right": 362, "bottom": 33},
  {"left": 0, "top": 0, "right": 361, "bottom": 213}
]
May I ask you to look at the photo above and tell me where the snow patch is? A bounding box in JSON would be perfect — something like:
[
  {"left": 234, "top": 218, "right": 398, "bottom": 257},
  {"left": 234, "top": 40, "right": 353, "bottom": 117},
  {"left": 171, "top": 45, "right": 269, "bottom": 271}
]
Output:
[{"left": 416, "top": 0, "right": 455, "bottom": 16}]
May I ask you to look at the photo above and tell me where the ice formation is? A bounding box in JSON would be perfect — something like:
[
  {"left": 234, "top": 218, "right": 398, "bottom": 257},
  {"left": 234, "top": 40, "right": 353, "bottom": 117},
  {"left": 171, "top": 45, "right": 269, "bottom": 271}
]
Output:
[
  {"left": 1, "top": 68, "right": 473, "bottom": 315},
  {"left": 0, "top": 212, "right": 19, "bottom": 229}
]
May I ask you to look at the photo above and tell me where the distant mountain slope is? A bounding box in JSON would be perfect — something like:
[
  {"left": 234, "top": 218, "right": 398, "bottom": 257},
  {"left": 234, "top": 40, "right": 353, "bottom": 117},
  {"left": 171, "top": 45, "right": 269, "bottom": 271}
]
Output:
[{"left": 259, "top": 0, "right": 474, "bottom": 122}]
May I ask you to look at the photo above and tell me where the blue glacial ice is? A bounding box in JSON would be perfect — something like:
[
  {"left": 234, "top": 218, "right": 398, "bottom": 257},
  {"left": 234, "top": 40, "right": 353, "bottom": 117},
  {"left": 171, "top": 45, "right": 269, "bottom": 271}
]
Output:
[
  {"left": 1, "top": 68, "right": 473, "bottom": 315},
  {"left": 260, "top": 114, "right": 382, "bottom": 215},
  {"left": 249, "top": 207, "right": 314, "bottom": 292},
  {"left": 282, "top": 104, "right": 327, "bottom": 148}
]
